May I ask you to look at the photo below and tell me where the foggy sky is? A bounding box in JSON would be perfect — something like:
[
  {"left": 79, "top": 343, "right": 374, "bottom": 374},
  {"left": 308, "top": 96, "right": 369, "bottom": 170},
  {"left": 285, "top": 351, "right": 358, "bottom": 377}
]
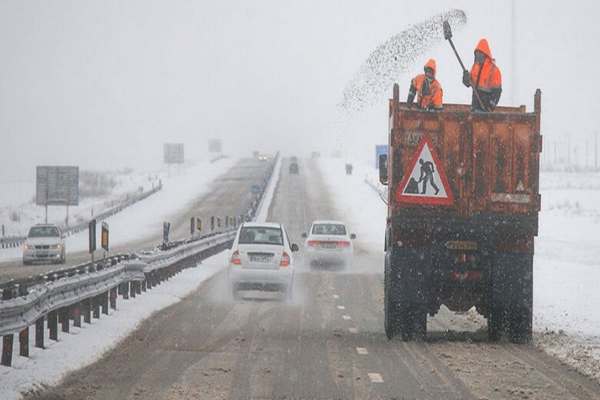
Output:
[{"left": 1, "top": 0, "right": 598, "bottom": 181}]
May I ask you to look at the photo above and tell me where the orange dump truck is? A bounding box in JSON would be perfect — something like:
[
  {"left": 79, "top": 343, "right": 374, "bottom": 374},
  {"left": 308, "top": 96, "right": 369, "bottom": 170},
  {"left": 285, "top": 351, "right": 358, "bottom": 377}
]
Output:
[{"left": 379, "top": 84, "right": 542, "bottom": 343}]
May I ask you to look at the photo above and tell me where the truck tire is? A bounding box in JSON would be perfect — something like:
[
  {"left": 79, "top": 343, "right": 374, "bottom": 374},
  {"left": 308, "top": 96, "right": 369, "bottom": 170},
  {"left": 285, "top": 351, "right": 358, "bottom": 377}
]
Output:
[
  {"left": 488, "top": 305, "right": 504, "bottom": 341},
  {"left": 384, "top": 251, "right": 402, "bottom": 339},
  {"left": 508, "top": 253, "right": 533, "bottom": 343},
  {"left": 489, "top": 252, "right": 533, "bottom": 343}
]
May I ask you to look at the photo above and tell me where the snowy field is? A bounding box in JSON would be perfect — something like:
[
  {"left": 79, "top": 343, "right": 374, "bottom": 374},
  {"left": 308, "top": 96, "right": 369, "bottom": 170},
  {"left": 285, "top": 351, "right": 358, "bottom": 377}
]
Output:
[
  {"left": 0, "top": 158, "right": 235, "bottom": 261},
  {"left": 0, "top": 252, "right": 229, "bottom": 400},
  {"left": 0, "top": 169, "right": 161, "bottom": 237},
  {"left": 318, "top": 158, "right": 600, "bottom": 382}
]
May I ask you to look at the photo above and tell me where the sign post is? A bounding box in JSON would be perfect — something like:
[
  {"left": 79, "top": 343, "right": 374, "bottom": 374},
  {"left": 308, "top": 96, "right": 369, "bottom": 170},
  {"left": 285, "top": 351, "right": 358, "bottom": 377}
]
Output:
[
  {"left": 101, "top": 222, "right": 109, "bottom": 257},
  {"left": 190, "top": 217, "right": 195, "bottom": 236},
  {"left": 163, "top": 222, "right": 171, "bottom": 245},
  {"left": 36, "top": 166, "right": 79, "bottom": 224},
  {"left": 88, "top": 219, "right": 97, "bottom": 262}
]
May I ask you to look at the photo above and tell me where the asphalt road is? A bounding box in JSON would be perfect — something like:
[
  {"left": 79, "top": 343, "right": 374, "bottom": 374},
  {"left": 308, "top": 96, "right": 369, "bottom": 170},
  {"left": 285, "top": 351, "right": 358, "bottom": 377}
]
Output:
[
  {"left": 27, "top": 158, "right": 600, "bottom": 400},
  {"left": 0, "top": 158, "right": 269, "bottom": 284}
]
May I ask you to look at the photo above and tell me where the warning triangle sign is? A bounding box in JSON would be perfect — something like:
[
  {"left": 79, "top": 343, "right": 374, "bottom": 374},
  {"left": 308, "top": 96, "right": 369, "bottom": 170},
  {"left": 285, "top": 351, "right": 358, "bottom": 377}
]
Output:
[{"left": 396, "top": 136, "right": 454, "bottom": 206}]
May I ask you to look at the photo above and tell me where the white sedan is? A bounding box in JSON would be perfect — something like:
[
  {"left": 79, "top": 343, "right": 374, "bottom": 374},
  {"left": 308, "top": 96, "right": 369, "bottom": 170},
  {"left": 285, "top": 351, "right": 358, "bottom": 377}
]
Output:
[
  {"left": 228, "top": 222, "right": 298, "bottom": 300},
  {"left": 302, "top": 220, "right": 356, "bottom": 267}
]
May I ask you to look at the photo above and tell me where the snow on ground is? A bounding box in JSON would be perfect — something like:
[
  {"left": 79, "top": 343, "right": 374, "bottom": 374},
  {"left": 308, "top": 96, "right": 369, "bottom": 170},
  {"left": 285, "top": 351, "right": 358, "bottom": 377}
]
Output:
[
  {"left": 256, "top": 155, "right": 281, "bottom": 223},
  {"left": 318, "top": 157, "right": 600, "bottom": 382},
  {"left": 317, "top": 159, "right": 386, "bottom": 255},
  {"left": 0, "top": 252, "right": 229, "bottom": 400},
  {"left": 0, "top": 158, "right": 236, "bottom": 261},
  {"left": 0, "top": 168, "right": 162, "bottom": 237}
]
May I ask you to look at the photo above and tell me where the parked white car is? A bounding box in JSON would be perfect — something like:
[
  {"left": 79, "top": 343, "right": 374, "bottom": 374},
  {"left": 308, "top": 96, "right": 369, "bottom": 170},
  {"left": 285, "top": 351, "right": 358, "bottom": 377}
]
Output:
[
  {"left": 302, "top": 220, "right": 355, "bottom": 267},
  {"left": 228, "top": 222, "right": 298, "bottom": 300},
  {"left": 22, "top": 224, "right": 66, "bottom": 265}
]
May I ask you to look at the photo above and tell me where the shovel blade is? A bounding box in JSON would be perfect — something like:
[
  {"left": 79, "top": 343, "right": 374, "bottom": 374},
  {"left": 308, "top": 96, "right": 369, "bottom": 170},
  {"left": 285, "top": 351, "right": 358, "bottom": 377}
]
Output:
[{"left": 443, "top": 20, "right": 452, "bottom": 40}]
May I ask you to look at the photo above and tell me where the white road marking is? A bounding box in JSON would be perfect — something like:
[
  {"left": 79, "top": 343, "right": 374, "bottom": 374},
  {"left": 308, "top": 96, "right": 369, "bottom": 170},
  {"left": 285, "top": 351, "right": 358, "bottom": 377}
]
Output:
[
  {"left": 337, "top": 305, "right": 346, "bottom": 310},
  {"left": 356, "top": 347, "right": 368, "bottom": 355},
  {"left": 332, "top": 294, "right": 340, "bottom": 299},
  {"left": 348, "top": 327, "right": 358, "bottom": 334},
  {"left": 342, "top": 315, "right": 351, "bottom": 320},
  {"left": 368, "top": 373, "right": 384, "bottom": 383}
]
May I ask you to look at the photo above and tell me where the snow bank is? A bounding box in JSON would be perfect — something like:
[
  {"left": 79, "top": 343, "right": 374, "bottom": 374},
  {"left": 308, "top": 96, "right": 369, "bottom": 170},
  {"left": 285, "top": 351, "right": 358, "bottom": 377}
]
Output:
[
  {"left": 0, "top": 158, "right": 236, "bottom": 260},
  {"left": 256, "top": 155, "right": 282, "bottom": 223},
  {"left": 0, "top": 252, "right": 229, "bottom": 400},
  {"left": 317, "top": 159, "right": 386, "bottom": 253}
]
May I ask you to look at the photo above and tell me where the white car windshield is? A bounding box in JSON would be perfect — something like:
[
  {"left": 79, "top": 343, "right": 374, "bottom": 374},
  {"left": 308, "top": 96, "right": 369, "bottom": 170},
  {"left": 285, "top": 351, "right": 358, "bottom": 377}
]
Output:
[
  {"left": 311, "top": 223, "right": 346, "bottom": 236},
  {"left": 239, "top": 227, "right": 283, "bottom": 245},
  {"left": 28, "top": 226, "right": 60, "bottom": 238}
]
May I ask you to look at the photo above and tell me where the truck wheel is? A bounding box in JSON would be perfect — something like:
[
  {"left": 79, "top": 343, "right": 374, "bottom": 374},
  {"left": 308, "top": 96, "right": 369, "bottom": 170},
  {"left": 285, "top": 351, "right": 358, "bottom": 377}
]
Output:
[
  {"left": 508, "top": 252, "right": 533, "bottom": 343},
  {"left": 384, "top": 252, "right": 402, "bottom": 339},
  {"left": 488, "top": 305, "right": 504, "bottom": 341}
]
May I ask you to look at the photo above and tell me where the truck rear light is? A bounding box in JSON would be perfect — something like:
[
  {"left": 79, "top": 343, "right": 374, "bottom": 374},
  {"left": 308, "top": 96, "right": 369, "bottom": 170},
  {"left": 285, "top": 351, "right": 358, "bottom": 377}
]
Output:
[
  {"left": 450, "top": 270, "right": 482, "bottom": 282},
  {"left": 230, "top": 250, "right": 241, "bottom": 265},
  {"left": 337, "top": 241, "right": 350, "bottom": 248},
  {"left": 280, "top": 251, "right": 290, "bottom": 267}
]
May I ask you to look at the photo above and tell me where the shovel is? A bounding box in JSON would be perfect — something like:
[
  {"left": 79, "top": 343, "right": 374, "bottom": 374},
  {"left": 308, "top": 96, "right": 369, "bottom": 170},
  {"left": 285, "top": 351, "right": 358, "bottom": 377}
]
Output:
[{"left": 443, "top": 20, "right": 487, "bottom": 111}]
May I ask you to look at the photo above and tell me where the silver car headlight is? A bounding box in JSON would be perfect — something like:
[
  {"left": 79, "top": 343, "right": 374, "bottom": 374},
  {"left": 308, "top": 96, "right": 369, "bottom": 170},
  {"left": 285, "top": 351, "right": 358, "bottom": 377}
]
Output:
[{"left": 49, "top": 244, "right": 63, "bottom": 250}]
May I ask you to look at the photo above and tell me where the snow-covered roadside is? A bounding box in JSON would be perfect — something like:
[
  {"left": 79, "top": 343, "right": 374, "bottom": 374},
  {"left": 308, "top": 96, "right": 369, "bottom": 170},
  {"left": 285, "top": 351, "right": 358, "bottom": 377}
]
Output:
[
  {"left": 0, "top": 158, "right": 236, "bottom": 261},
  {"left": 318, "top": 157, "right": 600, "bottom": 383},
  {"left": 256, "top": 155, "right": 282, "bottom": 223},
  {"left": 317, "top": 159, "right": 386, "bottom": 256},
  {"left": 0, "top": 252, "right": 229, "bottom": 400}
]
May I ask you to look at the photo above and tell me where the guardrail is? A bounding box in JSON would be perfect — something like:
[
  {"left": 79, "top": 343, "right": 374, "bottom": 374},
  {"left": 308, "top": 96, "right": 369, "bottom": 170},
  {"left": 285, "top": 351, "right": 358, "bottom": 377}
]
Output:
[
  {"left": 364, "top": 174, "right": 388, "bottom": 205},
  {"left": 0, "top": 155, "right": 279, "bottom": 368},
  {"left": 0, "top": 184, "right": 163, "bottom": 249}
]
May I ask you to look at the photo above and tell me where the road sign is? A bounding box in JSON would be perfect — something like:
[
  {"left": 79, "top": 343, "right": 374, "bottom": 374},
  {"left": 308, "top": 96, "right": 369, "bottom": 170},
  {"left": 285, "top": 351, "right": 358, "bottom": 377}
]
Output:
[
  {"left": 163, "top": 143, "right": 184, "bottom": 164},
  {"left": 163, "top": 222, "right": 171, "bottom": 243},
  {"left": 36, "top": 166, "right": 79, "bottom": 206},
  {"left": 208, "top": 139, "right": 222, "bottom": 153},
  {"left": 375, "top": 145, "right": 389, "bottom": 169},
  {"left": 89, "top": 219, "right": 97, "bottom": 254},
  {"left": 101, "top": 222, "right": 109, "bottom": 251},
  {"left": 395, "top": 136, "right": 454, "bottom": 206}
]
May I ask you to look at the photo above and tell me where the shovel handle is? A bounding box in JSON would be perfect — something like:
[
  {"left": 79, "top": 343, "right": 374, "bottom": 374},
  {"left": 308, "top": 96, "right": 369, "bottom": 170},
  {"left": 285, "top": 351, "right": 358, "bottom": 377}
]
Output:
[{"left": 446, "top": 37, "right": 488, "bottom": 111}]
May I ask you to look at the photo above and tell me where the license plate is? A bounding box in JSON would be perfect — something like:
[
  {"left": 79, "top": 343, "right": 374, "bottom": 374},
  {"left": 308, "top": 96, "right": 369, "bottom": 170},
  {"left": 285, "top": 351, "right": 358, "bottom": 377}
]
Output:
[
  {"left": 320, "top": 242, "right": 336, "bottom": 249},
  {"left": 250, "top": 255, "right": 272, "bottom": 263}
]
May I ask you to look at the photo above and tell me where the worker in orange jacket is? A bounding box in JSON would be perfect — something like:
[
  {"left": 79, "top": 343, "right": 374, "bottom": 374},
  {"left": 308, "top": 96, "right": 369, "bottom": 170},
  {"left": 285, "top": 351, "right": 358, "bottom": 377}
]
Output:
[
  {"left": 463, "top": 38, "right": 502, "bottom": 111},
  {"left": 407, "top": 59, "right": 443, "bottom": 110}
]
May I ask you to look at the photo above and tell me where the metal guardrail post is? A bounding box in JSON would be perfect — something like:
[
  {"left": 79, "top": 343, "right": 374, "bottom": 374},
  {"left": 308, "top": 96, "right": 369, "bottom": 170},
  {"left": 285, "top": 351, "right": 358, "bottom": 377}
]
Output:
[
  {"left": 92, "top": 296, "right": 100, "bottom": 319},
  {"left": 110, "top": 287, "right": 117, "bottom": 310},
  {"left": 72, "top": 303, "right": 82, "bottom": 328},
  {"left": 102, "top": 291, "right": 109, "bottom": 315},
  {"left": 129, "top": 282, "right": 136, "bottom": 298},
  {"left": 19, "top": 327, "right": 29, "bottom": 357},
  {"left": 83, "top": 299, "right": 91, "bottom": 324},
  {"left": 48, "top": 310, "right": 58, "bottom": 341},
  {"left": 60, "top": 307, "right": 69, "bottom": 333},
  {"left": 122, "top": 282, "right": 129, "bottom": 300},
  {"left": 2, "top": 334, "right": 14, "bottom": 366},
  {"left": 35, "top": 318, "right": 44, "bottom": 349}
]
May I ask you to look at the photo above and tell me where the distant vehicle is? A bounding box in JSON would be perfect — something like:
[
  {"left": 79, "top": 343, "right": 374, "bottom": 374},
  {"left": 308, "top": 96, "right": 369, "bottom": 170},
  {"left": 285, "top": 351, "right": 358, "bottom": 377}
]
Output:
[
  {"left": 257, "top": 154, "right": 269, "bottom": 161},
  {"left": 302, "top": 221, "right": 355, "bottom": 268},
  {"left": 290, "top": 156, "right": 298, "bottom": 163},
  {"left": 345, "top": 163, "right": 353, "bottom": 175},
  {"left": 380, "top": 84, "right": 542, "bottom": 342},
  {"left": 228, "top": 222, "right": 299, "bottom": 300},
  {"left": 22, "top": 224, "right": 66, "bottom": 265},
  {"left": 311, "top": 151, "right": 320, "bottom": 159},
  {"left": 289, "top": 161, "right": 299, "bottom": 174}
]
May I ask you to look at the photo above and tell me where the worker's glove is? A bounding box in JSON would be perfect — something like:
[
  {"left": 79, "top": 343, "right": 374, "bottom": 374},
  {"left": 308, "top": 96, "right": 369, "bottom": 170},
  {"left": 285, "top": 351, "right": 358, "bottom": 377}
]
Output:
[{"left": 462, "top": 70, "right": 471, "bottom": 87}]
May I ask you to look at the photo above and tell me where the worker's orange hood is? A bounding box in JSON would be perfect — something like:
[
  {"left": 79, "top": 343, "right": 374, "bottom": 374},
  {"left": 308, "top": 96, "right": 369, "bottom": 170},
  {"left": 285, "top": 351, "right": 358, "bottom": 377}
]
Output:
[
  {"left": 475, "top": 38, "right": 492, "bottom": 59},
  {"left": 424, "top": 59, "right": 437, "bottom": 76}
]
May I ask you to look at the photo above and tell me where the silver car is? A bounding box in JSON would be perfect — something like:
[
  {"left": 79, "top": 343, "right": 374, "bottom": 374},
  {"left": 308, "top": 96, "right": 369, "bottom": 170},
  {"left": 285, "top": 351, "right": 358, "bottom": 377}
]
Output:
[
  {"left": 228, "top": 222, "right": 298, "bottom": 300},
  {"left": 22, "top": 224, "right": 66, "bottom": 265}
]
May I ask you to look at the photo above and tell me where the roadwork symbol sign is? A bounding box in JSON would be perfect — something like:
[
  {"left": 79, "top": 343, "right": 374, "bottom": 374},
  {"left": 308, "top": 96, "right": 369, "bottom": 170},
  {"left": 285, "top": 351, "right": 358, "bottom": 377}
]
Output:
[{"left": 396, "top": 136, "right": 454, "bottom": 206}]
